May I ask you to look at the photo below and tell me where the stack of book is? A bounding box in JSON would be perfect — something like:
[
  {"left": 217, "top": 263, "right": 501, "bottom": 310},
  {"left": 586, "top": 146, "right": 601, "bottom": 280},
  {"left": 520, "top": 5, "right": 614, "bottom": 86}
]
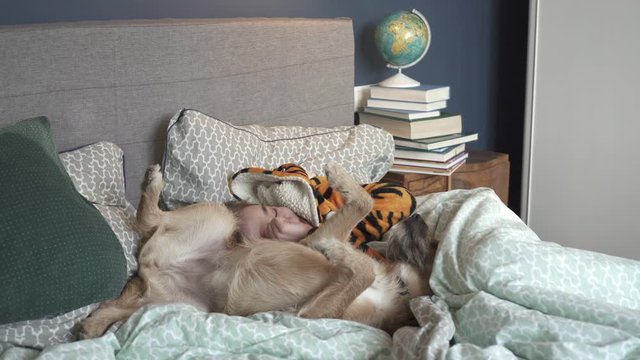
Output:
[{"left": 358, "top": 84, "right": 478, "bottom": 176}]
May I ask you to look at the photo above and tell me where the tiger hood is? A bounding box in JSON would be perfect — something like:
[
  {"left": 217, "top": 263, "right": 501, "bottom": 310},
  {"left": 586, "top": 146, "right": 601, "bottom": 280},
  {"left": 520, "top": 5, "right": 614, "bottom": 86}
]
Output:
[{"left": 229, "top": 163, "right": 416, "bottom": 259}]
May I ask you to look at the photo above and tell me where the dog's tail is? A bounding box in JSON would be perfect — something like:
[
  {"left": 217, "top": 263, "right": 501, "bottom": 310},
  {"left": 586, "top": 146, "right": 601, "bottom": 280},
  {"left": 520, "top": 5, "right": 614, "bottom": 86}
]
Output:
[{"left": 136, "top": 164, "right": 165, "bottom": 238}]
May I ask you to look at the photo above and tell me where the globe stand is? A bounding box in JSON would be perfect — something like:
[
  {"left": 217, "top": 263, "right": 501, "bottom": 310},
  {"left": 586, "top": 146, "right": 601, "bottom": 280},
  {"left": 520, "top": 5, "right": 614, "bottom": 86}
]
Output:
[{"left": 379, "top": 68, "right": 421, "bottom": 88}]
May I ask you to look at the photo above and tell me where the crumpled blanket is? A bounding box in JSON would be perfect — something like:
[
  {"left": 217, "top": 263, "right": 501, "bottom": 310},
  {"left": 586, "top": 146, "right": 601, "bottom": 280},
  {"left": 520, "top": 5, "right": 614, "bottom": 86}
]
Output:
[{"left": 393, "top": 188, "right": 640, "bottom": 359}]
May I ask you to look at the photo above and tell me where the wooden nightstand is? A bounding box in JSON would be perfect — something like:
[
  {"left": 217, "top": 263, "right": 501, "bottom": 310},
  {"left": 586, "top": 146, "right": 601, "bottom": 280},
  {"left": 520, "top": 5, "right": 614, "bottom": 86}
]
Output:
[{"left": 382, "top": 151, "right": 510, "bottom": 205}]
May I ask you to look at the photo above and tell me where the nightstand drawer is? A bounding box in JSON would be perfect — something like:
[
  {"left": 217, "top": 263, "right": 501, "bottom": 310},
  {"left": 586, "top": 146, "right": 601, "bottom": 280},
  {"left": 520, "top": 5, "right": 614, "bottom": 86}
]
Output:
[
  {"left": 382, "top": 151, "right": 510, "bottom": 205},
  {"left": 452, "top": 151, "right": 509, "bottom": 204},
  {"left": 381, "top": 171, "right": 448, "bottom": 194}
]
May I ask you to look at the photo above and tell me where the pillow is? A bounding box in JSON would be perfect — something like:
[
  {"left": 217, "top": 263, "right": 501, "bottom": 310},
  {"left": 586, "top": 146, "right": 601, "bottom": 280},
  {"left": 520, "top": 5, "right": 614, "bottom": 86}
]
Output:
[
  {"left": 59, "top": 141, "right": 140, "bottom": 276},
  {"left": 0, "top": 141, "right": 141, "bottom": 348},
  {"left": 59, "top": 142, "right": 128, "bottom": 207},
  {"left": 0, "top": 117, "right": 127, "bottom": 325},
  {"left": 162, "top": 109, "right": 394, "bottom": 208}
]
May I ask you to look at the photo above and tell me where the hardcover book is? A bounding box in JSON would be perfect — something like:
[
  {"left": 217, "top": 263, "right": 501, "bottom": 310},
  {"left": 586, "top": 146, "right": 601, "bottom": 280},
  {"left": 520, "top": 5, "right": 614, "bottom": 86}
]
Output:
[
  {"left": 394, "top": 144, "right": 466, "bottom": 162},
  {"left": 394, "top": 152, "right": 468, "bottom": 169},
  {"left": 389, "top": 160, "right": 465, "bottom": 176},
  {"left": 366, "top": 99, "right": 447, "bottom": 112},
  {"left": 394, "top": 132, "right": 479, "bottom": 151},
  {"left": 362, "top": 107, "right": 441, "bottom": 121},
  {"left": 369, "top": 84, "right": 450, "bottom": 103},
  {"left": 358, "top": 112, "right": 462, "bottom": 140}
]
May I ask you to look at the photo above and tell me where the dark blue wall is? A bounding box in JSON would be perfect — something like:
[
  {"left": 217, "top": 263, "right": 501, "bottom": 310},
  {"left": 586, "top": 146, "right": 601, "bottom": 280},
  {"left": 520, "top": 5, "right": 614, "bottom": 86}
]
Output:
[{"left": 1, "top": 0, "right": 528, "bottom": 210}]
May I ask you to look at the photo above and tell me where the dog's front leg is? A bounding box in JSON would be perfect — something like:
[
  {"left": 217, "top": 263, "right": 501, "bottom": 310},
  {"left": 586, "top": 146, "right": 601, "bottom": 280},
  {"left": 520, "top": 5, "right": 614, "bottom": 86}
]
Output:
[
  {"left": 136, "top": 165, "right": 164, "bottom": 239},
  {"left": 300, "top": 162, "right": 373, "bottom": 250}
]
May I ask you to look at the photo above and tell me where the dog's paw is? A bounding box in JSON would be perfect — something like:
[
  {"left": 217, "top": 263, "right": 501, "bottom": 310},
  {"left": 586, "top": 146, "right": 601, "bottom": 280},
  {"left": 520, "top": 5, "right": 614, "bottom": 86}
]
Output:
[
  {"left": 297, "top": 304, "right": 324, "bottom": 319},
  {"left": 76, "top": 317, "right": 105, "bottom": 340},
  {"left": 325, "top": 162, "right": 357, "bottom": 195},
  {"left": 143, "top": 164, "right": 162, "bottom": 189},
  {"left": 324, "top": 161, "right": 348, "bottom": 181},
  {"left": 324, "top": 162, "right": 372, "bottom": 211}
]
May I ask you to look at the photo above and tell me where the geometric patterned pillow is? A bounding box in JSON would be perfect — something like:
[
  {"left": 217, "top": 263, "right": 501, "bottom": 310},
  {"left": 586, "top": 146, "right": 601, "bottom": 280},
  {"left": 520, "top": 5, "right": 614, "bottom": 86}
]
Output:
[
  {"left": 161, "top": 109, "right": 395, "bottom": 209},
  {"left": 59, "top": 141, "right": 128, "bottom": 207},
  {"left": 59, "top": 141, "right": 140, "bottom": 276},
  {"left": 0, "top": 142, "right": 141, "bottom": 349}
]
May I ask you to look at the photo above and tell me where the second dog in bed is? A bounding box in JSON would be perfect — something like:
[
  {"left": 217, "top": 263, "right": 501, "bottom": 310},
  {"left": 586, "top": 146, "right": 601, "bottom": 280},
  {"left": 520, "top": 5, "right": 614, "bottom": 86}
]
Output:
[{"left": 78, "top": 162, "right": 434, "bottom": 338}]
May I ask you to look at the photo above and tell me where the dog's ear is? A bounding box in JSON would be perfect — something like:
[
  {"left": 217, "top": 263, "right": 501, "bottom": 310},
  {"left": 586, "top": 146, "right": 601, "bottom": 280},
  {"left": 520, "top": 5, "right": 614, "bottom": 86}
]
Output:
[
  {"left": 384, "top": 214, "right": 434, "bottom": 270},
  {"left": 224, "top": 200, "right": 251, "bottom": 214},
  {"left": 366, "top": 241, "right": 389, "bottom": 257},
  {"left": 226, "top": 229, "right": 245, "bottom": 249}
]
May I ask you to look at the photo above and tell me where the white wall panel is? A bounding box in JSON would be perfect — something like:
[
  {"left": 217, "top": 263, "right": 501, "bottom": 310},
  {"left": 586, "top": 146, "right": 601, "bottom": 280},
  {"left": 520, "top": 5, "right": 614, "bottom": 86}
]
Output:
[{"left": 523, "top": 0, "right": 640, "bottom": 259}]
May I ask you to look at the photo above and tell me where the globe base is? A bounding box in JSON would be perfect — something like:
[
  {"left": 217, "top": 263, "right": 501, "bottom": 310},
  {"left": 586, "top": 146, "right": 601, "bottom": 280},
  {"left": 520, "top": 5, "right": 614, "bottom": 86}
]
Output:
[{"left": 378, "top": 70, "right": 421, "bottom": 88}]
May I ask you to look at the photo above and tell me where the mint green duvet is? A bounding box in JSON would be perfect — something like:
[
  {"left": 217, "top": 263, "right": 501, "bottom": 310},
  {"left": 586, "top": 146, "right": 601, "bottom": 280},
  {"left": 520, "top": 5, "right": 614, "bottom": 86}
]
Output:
[
  {"left": 393, "top": 189, "right": 640, "bottom": 359},
  {"left": 2, "top": 189, "right": 640, "bottom": 359},
  {"left": 1, "top": 304, "right": 391, "bottom": 359}
]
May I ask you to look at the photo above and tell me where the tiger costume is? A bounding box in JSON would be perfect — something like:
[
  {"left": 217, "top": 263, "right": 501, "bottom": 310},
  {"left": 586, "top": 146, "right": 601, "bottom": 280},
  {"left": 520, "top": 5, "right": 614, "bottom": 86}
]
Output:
[{"left": 229, "top": 163, "right": 416, "bottom": 260}]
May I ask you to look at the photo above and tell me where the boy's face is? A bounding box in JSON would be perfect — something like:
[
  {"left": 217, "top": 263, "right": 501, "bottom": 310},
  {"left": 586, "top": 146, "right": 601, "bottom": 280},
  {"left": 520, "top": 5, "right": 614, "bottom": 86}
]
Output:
[{"left": 237, "top": 205, "right": 313, "bottom": 242}]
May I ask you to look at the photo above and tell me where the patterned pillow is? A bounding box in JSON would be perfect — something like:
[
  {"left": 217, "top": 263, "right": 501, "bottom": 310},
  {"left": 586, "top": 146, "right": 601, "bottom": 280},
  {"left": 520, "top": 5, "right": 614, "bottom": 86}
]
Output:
[
  {"left": 0, "top": 141, "right": 140, "bottom": 348},
  {"left": 162, "top": 109, "right": 394, "bottom": 208},
  {"left": 59, "top": 142, "right": 128, "bottom": 207},
  {"left": 59, "top": 142, "right": 140, "bottom": 276}
]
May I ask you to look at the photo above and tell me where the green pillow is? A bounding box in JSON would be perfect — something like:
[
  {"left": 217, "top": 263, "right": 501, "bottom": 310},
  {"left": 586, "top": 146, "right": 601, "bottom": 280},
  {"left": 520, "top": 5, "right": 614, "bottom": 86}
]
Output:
[{"left": 0, "top": 117, "right": 127, "bottom": 325}]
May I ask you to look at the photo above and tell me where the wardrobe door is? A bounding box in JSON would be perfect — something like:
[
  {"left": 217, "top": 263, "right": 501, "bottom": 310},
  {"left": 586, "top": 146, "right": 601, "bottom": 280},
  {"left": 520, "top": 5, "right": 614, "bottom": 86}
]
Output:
[{"left": 522, "top": 0, "right": 640, "bottom": 259}]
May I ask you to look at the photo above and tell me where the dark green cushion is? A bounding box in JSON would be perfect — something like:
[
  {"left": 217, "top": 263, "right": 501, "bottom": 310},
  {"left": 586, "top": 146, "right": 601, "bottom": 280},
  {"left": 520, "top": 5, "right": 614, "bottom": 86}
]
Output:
[{"left": 0, "top": 117, "right": 126, "bottom": 325}]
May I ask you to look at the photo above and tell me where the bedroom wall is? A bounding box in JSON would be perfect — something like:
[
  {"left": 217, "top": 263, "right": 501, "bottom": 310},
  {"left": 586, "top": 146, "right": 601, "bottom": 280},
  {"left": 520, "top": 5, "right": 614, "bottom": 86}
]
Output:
[
  {"left": 523, "top": 0, "right": 640, "bottom": 259},
  {"left": 0, "top": 0, "right": 529, "bottom": 213}
]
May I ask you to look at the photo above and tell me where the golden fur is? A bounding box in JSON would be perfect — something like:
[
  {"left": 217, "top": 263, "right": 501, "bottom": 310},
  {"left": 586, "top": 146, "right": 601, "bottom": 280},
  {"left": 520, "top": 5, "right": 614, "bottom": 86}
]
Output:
[{"left": 78, "top": 162, "right": 431, "bottom": 338}]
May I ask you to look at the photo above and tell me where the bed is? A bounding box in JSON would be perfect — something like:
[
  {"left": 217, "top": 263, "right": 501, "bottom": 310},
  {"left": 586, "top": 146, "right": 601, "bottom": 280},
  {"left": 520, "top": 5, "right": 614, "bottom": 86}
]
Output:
[{"left": 1, "top": 18, "right": 640, "bottom": 360}]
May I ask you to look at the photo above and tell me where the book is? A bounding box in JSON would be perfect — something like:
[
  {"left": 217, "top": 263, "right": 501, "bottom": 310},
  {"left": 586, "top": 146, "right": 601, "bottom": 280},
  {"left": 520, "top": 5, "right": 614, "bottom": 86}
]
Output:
[
  {"left": 369, "top": 84, "right": 450, "bottom": 103},
  {"left": 389, "top": 160, "right": 465, "bottom": 176},
  {"left": 366, "top": 98, "right": 447, "bottom": 112},
  {"left": 394, "top": 144, "right": 466, "bottom": 162},
  {"left": 358, "top": 112, "right": 462, "bottom": 140},
  {"left": 394, "top": 132, "right": 479, "bottom": 151},
  {"left": 363, "top": 107, "right": 441, "bottom": 121},
  {"left": 394, "top": 152, "right": 468, "bottom": 169}
]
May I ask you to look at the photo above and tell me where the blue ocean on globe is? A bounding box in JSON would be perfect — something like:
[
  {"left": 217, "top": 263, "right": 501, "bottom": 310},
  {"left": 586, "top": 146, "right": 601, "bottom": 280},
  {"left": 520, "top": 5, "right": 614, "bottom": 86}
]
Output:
[{"left": 375, "top": 10, "right": 429, "bottom": 68}]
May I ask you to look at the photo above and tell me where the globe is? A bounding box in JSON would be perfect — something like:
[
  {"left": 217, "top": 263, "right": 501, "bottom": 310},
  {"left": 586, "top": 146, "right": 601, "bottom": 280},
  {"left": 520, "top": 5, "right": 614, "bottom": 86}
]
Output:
[{"left": 374, "top": 9, "right": 431, "bottom": 88}]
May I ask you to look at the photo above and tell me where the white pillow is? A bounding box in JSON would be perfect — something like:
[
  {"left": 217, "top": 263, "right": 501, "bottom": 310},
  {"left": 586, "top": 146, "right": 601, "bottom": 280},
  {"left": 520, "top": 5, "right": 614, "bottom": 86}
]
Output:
[{"left": 161, "top": 109, "right": 394, "bottom": 208}]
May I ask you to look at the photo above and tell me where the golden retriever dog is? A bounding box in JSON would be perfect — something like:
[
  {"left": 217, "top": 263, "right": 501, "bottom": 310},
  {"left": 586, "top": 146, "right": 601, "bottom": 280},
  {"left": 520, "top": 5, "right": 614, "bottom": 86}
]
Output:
[{"left": 78, "top": 162, "right": 433, "bottom": 338}]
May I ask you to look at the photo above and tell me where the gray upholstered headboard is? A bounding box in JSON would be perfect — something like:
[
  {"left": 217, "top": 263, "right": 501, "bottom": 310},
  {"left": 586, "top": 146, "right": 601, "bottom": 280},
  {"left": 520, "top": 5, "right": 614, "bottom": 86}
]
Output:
[{"left": 0, "top": 18, "right": 355, "bottom": 203}]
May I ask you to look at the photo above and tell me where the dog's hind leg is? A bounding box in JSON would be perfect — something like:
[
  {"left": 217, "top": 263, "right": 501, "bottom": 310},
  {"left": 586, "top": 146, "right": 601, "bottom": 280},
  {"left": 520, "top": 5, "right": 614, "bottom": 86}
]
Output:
[
  {"left": 136, "top": 165, "right": 165, "bottom": 238},
  {"left": 296, "top": 251, "right": 374, "bottom": 320},
  {"left": 297, "top": 162, "right": 376, "bottom": 319},
  {"left": 77, "top": 276, "right": 148, "bottom": 339}
]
